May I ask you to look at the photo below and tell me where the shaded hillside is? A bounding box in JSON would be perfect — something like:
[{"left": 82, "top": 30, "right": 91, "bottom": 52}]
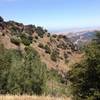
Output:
[{"left": 0, "top": 16, "right": 82, "bottom": 72}]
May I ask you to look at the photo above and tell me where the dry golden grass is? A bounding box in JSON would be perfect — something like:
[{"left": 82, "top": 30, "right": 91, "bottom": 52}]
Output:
[{"left": 0, "top": 95, "right": 71, "bottom": 100}]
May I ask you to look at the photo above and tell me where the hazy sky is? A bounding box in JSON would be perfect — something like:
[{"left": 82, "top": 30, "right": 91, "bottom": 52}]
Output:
[{"left": 0, "top": 0, "right": 100, "bottom": 31}]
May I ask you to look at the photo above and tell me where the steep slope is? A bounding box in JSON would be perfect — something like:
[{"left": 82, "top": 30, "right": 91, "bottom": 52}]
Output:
[{"left": 0, "top": 16, "right": 82, "bottom": 72}]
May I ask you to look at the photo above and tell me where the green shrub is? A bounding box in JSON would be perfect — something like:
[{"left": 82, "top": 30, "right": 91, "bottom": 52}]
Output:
[
  {"left": 36, "top": 26, "right": 45, "bottom": 38},
  {"left": 64, "top": 52, "right": 69, "bottom": 64},
  {"left": 38, "top": 43, "right": 44, "bottom": 49},
  {"left": 20, "top": 33, "right": 33, "bottom": 46},
  {"left": 24, "top": 46, "right": 39, "bottom": 58},
  {"left": 52, "top": 34, "right": 57, "bottom": 38},
  {"left": 68, "top": 32, "right": 100, "bottom": 100},
  {"left": 23, "top": 46, "right": 47, "bottom": 95},
  {"left": 46, "top": 69, "right": 68, "bottom": 96},
  {"left": 33, "top": 39, "right": 37, "bottom": 43},
  {"left": 10, "top": 36, "right": 21, "bottom": 46},
  {"left": 51, "top": 49, "right": 59, "bottom": 62},
  {"left": 24, "top": 25, "right": 36, "bottom": 35},
  {"left": 47, "top": 33, "right": 50, "bottom": 37},
  {"left": 0, "top": 44, "right": 47, "bottom": 95},
  {"left": 51, "top": 53, "right": 57, "bottom": 62},
  {"left": 64, "top": 52, "right": 68, "bottom": 59},
  {"left": 44, "top": 45, "right": 51, "bottom": 54},
  {"left": 47, "top": 68, "right": 62, "bottom": 82},
  {"left": 34, "top": 36, "right": 38, "bottom": 39}
]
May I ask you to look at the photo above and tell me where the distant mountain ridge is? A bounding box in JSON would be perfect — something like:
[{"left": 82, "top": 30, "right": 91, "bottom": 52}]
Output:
[
  {"left": 53, "top": 28, "right": 99, "bottom": 46},
  {"left": 52, "top": 27, "right": 100, "bottom": 34},
  {"left": 69, "top": 31, "right": 96, "bottom": 46}
]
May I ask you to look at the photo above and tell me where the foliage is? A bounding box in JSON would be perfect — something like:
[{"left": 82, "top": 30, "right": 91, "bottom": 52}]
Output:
[
  {"left": 21, "top": 46, "right": 47, "bottom": 95},
  {"left": 52, "top": 34, "right": 57, "bottom": 38},
  {"left": 10, "top": 36, "right": 21, "bottom": 46},
  {"left": 44, "top": 29, "right": 48, "bottom": 33},
  {"left": 47, "top": 69, "right": 62, "bottom": 82},
  {"left": 46, "top": 68, "right": 68, "bottom": 96},
  {"left": 38, "top": 43, "right": 44, "bottom": 49},
  {"left": 20, "top": 33, "right": 33, "bottom": 46},
  {"left": 50, "top": 49, "right": 59, "bottom": 62},
  {"left": 0, "top": 44, "right": 12, "bottom": 94},
  {"left": 36, "top": 26, "right": 45, "bottom": 38},
  {"left": 0, "top": 43, "right": 68, "bottom": 95},
  {"left": 0, "top": 16, "right": 4, "bottom": 22},
  {"left": 64, "top": 52, "right": 69, "bottom": 64},
  {"left": 34, "top": 35, "right": 38, "bottom": 39},
  {"left": 44, "top": 45, "right": 51, "bottom": 54},
  {"left": 47, "top": 33, "right": 50, "bottom": 37},
  {"left": 0, "top": 44, "right": 47, "bottom": 95},
  {"left": 68, "top": 31, "right": 100, "bottom": 100},
  {"left": 24, "top": 25, "right": 36, "bottom": 35}
]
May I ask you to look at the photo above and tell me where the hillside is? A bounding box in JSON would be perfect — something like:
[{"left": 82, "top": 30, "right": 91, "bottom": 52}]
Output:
[{"left": 0, "top": 16, "right": 82, "bottom": 72}]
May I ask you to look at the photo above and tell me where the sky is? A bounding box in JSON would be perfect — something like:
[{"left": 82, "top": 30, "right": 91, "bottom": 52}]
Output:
[{"left": 0, "top": 0, "right": 100, "bottom": 31}]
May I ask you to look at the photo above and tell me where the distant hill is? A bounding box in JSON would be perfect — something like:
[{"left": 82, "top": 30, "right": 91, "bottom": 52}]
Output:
[
  {"left": 68, "top": 31, "right": 96, "bottom": 46},
  {"left": 53, "top": 27, "right": 100, "bottom": 46}
]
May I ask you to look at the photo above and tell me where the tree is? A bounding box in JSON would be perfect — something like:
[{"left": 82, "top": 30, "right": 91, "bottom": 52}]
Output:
[
  {"left": 7, "top": 50, "right": 22, "bottom": 94},
  {"left": 20, "top": 46, "right": 47, "bottom": 95},
  {"left": 0, "top": 44, "right": 12, "bottom": 94},
  {"left": 68, "top": 31, "right": 100, "bottom": 100},
  {"left": 20, "top": 33, "right": 33, "bottom": 46},
  {"left": 0, "top": 45, "right": 47, "bottom": 95},
  {"left": 36, "top": 26, "right": 45, "bottom": 38},
  {"left": 0, "top": 16, "right": 4, "bottom": 22}
]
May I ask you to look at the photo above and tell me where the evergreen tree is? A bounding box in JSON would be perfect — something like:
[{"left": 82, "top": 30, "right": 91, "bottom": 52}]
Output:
[{"left": 68, "top": 31, "right": 100, "bottom": 100}]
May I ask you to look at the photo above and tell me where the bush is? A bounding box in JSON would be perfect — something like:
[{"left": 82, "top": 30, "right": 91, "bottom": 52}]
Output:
[
  {"left": 38, "top": 43, "right": 44, "bottom": 49},
  {"left": 34, "top": 36, "right": 38, "bottom": 39},
  {"left": 64, "top": 52, "right": 69, "bottom": 64},
  {"left": 0, "top": 16, "right": 4, "bottom": 22},
  {"left": 64, "top": 52, "right": 68, "bottom": 59},
  {"left": 52, "top": 34, "right": 57, "bottom": 38},
  {"left": 44, "top": 29, "right": 48, "bottom": 33},
  {"left": 51, "top": 49, "right": 59, "bottom": 62},
  {"left": 47, "top": 33, "right": 50, "bottom": 37},
  {"left": 20, "top": 33, "right": 33, "bottom": 46},
  {"left": 46, "top": 69, "right": 68, "bottom": 96},
  {"left": 10, "top": 36, "right": 21, "bottom": 46},
  {"left": 23, "top": 46, "right": 47, "bottom": 95},
  {"left": 0, "top": 44, "right": 47, "bottom": 95},
  {"left": 44, "top": 45, "right": 51, "bottom": 54},
  {"left": 68, "top": 32, "right": 100, "bottom": 99},
  {"left": 24, "top": 25, "right": 36, "bottom": 35},
  {"left": 33, "top": 39, "right": 37, "bottom": 43},
  {"left": 36, "top": 26, "right": 45, "bottom": 38},
  {"left": 24, "top": 46, "right": 39, "bottom": 58},
  {"left": 47, "top": 68, "right": 62, "bottom": 82}
]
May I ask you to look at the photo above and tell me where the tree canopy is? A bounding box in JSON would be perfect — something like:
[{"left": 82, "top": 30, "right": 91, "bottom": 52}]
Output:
[
  {"left": 68, "top": 31, "right": 100, "bottom": 100},
  {"left": 0, "top": 45, "right": 47, "bottom": 95}
]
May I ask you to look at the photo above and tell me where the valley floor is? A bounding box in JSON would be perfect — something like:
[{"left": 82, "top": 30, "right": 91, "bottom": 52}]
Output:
[{"left": 0, "top": 95, "right": 71, "bottom": 100}]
